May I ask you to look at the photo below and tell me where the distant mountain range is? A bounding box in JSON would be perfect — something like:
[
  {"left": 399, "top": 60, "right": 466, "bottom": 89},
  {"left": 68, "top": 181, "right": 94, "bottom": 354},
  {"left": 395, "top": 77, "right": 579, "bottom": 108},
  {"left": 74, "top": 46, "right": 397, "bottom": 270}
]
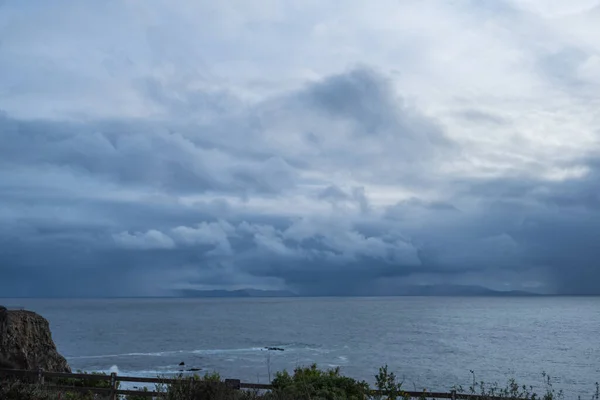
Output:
[
  {"left": 177, "top": 289, "right": 298, "bottom": 298},
  {"left": 391, "top": 284, "right": 539, "bottom": 297},
  {"left": 177, "top": 285, "right": 540, "bottom": 298}
]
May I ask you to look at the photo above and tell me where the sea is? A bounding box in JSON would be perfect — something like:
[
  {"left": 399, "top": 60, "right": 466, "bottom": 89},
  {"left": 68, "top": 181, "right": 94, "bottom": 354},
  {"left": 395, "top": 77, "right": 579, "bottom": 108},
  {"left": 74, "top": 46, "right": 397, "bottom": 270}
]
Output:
[{"left": 2, "top": 297, "right": 599, "bottom": 397}]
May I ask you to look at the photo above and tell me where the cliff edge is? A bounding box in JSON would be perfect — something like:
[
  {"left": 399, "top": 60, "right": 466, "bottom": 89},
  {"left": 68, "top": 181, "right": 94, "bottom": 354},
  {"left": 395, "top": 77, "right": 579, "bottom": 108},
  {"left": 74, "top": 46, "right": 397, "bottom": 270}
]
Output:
[{"left": 0, "top": 305, "right": 71, "bottom": 372}]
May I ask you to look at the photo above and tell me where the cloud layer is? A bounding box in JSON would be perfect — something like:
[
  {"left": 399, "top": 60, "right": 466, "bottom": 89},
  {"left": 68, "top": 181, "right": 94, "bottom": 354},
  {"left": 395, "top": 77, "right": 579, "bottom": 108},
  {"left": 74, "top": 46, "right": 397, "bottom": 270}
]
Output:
[{"left": 1, "top": 0, "right": 600, "bottom": 296}]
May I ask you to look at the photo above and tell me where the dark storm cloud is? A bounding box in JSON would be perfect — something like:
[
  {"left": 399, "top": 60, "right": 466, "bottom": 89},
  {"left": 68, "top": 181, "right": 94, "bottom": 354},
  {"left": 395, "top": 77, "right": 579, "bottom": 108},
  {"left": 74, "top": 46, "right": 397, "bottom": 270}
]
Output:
[
  {"left": 0, "top": 114, "right": 299, "bottom": 196},
  {"left": 1, "top": 65, "right": 600, "bottom": 296},
  {"left": 486, "top": 160, "right": 600, "bottom": 295},
  {"left": 251, "top": 67, "right": 457, "bottom": 189},
  {"left": 303, "top": 67, "right": 454, "bottom": 151}
]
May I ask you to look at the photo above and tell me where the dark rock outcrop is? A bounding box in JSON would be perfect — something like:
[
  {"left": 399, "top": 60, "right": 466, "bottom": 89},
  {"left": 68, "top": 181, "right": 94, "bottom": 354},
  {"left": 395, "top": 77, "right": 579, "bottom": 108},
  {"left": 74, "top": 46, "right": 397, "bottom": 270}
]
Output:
[
  {"left": 0, "top": 306, "right": 71, "bottom": 372},
  {"left": 0, "top": 355, "right": 17, "bottom": 369},
  {"left": 264, "top": 347, "right": 285, "bottom": 351}
]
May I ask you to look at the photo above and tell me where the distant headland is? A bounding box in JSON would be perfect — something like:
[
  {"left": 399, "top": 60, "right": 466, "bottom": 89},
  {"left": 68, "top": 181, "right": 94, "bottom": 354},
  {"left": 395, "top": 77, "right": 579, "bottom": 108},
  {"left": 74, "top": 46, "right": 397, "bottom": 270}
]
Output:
[{"left": 176, "top": 285, "right": 541, "bottom": 298}]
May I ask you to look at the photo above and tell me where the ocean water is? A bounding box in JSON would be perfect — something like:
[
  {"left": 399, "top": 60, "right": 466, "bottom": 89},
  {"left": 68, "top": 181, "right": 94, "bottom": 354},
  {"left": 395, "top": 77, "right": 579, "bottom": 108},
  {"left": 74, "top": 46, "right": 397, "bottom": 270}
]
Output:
[{"left": 2, "top": 297, "right": 599, "bottom": 397}]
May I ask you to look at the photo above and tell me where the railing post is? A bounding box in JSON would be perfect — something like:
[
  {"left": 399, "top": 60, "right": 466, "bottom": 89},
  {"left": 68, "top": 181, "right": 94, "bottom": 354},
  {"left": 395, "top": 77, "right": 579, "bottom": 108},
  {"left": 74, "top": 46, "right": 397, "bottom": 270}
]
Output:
[
  {"left": 37, "top": 368, "right": 44, "bottom": 385},
  {"left": 451, "top": 389, "right": 457, "bottom": 400},
  {"left": 109, "top": 372, "right": 117, "bottom": 400}
]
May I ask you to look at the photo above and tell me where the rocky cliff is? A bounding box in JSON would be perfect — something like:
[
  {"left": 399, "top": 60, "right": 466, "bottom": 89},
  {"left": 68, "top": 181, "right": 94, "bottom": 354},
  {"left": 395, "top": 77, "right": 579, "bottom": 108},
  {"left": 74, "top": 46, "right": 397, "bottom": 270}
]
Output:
[{"left": 0, "top": 305, "right": 71, "bottom": 372}]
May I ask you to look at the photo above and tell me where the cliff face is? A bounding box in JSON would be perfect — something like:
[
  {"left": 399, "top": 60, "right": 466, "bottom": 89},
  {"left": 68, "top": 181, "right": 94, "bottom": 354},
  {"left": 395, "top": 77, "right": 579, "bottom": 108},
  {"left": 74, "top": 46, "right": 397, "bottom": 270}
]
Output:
[{"left": 0, "top": 306, "right": 71, "bottom": 372}]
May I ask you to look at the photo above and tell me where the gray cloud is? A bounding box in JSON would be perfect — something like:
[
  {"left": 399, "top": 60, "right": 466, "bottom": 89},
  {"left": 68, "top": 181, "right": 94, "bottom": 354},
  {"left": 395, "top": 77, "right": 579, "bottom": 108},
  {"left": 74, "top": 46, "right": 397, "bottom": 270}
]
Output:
[
  {"left": 113, "top": 230, "right": 176, "bottom": 250},
  {"left": 459, "top": 109, "right": 509, "bottom": 126},
  {"left": 0, "top": 115, "right": 300, "bottom": 196},
  {"left": 1, "top": 1, "right": 600, "bottom": 297},
  {"left": 2, "top": 64, "right": 600, "bottom": 296}
]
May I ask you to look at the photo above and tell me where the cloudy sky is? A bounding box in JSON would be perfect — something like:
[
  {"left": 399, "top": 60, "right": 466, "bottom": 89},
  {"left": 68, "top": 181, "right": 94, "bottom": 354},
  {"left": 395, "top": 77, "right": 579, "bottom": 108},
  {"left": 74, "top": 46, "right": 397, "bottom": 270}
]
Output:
[{"left": 1, "top": 0, "right": 599, "bottom": 297}]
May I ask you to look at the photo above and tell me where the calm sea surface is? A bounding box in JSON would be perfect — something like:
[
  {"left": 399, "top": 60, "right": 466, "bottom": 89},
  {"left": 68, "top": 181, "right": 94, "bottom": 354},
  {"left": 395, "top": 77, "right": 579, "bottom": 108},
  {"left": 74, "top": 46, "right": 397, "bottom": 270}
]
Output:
[{"left": 2, "top": 297, "right": 599, "bottom": 396}]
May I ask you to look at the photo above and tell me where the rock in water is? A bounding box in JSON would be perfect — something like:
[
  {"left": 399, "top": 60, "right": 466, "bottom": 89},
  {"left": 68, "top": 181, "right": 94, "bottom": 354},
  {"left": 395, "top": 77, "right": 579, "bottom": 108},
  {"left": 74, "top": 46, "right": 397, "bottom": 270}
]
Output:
[
  {"left": 0, "top": 306, "right": 71, "bottom": 372},
  {"left": 265, "top": 347, "right": 285, "bottom": 351}
]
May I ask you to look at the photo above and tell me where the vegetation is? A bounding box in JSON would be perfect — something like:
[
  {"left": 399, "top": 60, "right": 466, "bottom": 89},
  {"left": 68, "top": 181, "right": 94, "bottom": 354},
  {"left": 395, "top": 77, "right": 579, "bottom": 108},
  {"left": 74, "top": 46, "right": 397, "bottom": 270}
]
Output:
[
  {"left": 0, "top": 365, "right": 598, "bottom": 400},
  {"left": 53, "top": 370, "right": 118, "bottom": 390},
  {"left": 271, "top": 364, "right": 370, "bottom": 400},
  {"left": 450, "top": 371, "right": 600, "bottom": 400},
  {"left": 155, "top": 371, "right": 241, "bottom": 400},
  {"left": 0, "top": 370, "right": 116, "bottom": 400},
  {"left": 0, "top": 356, "right": 17, "bottom": 369}
]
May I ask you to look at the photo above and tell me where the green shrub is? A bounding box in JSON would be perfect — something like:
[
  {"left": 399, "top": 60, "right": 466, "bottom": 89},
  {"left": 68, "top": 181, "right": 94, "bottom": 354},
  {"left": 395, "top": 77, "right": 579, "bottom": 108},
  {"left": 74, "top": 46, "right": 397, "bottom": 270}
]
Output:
[
  {"left": 158, "top": 371, "right": 241, "bottom": 400},
  {"left": 52, "top": 370, "right": 116, "bottom": 390},
  {"left": 124, "top": 386, "right": 152, "bottom": 400},
  {"left": 0, "top": 356, "right": 17, "bottom": 369},
  {"left": 271, "top": 364, "right": 370, "bottom": 400},
  {"left": 0, "top": 381, "right": 56, "bottom": 400},
  {"left": 0, "top": 379, "right": 105, "bottom": 400},
  {"left": 46, "top": 370, "right": 115, "bottom": 399},
  {"left": 373, "top": 365, "right": 409, "bottom": 400}
]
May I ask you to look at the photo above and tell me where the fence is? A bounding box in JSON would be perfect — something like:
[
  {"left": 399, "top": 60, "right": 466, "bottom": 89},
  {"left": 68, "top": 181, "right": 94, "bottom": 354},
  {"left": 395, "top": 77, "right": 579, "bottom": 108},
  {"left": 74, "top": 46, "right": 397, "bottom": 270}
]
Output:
[{"left": 0, "top": 368, "right": 524, "bottom": 400}]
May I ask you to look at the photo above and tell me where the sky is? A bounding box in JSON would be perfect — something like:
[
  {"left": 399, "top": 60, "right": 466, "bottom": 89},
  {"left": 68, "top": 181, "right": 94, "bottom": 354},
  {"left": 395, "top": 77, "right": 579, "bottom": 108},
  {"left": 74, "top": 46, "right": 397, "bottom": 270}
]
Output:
[{"left": 1, "top": 0, "right": 600, "bottom": 297}]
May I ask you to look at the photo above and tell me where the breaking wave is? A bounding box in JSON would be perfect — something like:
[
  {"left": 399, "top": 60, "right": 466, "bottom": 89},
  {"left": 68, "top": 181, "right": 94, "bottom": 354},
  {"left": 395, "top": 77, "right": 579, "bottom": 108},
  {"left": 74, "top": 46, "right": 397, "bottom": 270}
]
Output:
[{"left": 69, "top": 344, "right": 324, "bottom": 360}]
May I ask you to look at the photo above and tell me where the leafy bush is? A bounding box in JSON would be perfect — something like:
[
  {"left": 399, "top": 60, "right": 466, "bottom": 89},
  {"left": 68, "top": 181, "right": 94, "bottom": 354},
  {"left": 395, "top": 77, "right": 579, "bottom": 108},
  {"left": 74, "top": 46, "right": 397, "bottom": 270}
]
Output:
[
  {"left": 0, "top": 381, "right": 57, "bottom": 400},
  {"left": 157, "top": 371, "right": 242, "bottom": 400},
  {"left": 0, "top": 371, "right": 116, "bottom": 400},
  {"left": 52, "top": 370, "right": 116, "bottom": 390},
  {"left": 123, "top": 386, "right": 151, "bottom": 400},
  {"left": 0, "top": 356, "right": 17, "bottom": 369},
  {"left": 373, "top": 365, "right": 408, "bottom": 400},
  {"left": 271, "top": 364, "right": 370, "bottom": 400},
  {"left": 50, "top": 370, "right": 115, "bottom": 399}
]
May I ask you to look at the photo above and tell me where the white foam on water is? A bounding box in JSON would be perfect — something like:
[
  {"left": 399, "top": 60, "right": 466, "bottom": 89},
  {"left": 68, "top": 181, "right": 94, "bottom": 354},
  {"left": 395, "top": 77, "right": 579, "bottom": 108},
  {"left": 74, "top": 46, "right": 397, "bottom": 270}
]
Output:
[
  {"left": 125, "top": 370, "right": 188, "bottom": 376},
  {"left": 96, "top": 366, "right": 183, "bottom": 376},
  {"left": 70, "top": 346, "right": 291, "bottom": 359},
  {"left": 95, "top": 366, "right": 193, "bottom": 391},
  {"left": 68, "top": 344, "right": 330, "bottom": 378},
  {"left": 69, "top": 350, "right": 187, "bottom": 359},
  {"left": 191, "top": 347, "right": 265, "bottom": 355}
]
